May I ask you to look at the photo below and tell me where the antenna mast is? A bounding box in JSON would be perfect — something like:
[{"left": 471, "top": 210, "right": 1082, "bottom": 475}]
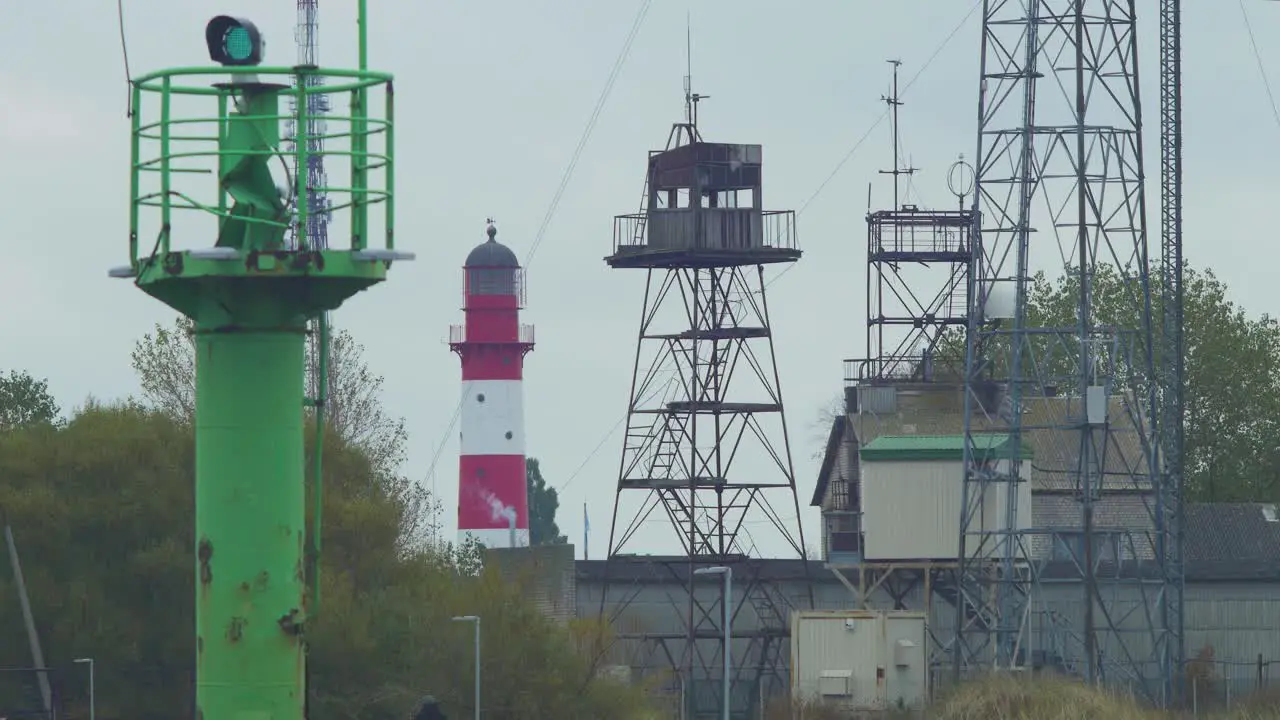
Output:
[
  {"left": 878, "top": 59, "right": 917, "bottom": 212},
  {"left": 683, "top": 13, "right": 707, "bottom": 136}
]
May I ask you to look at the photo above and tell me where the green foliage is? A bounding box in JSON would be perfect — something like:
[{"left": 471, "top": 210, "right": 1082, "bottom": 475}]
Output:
[
  {"left": 129, "top": 315, "right": 409, "bottom": 480},
  {"left": 129, "top": 316, "right": 196, "bottom": 421},
  {"left": 0, "top": 404, "right": 654, "bottom": 719},
  {"left": 0, "top": 369, "right": 61, "bottom": 431},
  {"left": 527, "top": 458, "right": 568, "bottom": 546},
  {"left": 932, "top": 263, "right": 1280, "bottom": 503}
]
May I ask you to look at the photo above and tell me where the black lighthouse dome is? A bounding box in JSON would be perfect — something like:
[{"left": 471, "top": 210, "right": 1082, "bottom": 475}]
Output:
[{"left": 465, "top": 223, "right": 519, "bottom": 268}]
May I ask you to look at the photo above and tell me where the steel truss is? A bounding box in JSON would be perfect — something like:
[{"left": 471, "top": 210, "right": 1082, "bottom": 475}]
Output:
[
  {"left": 954, "top": 0, "right": 1178, "bottom": 703},
  {"left": 601, "top": 555, "right": 798, "bottom": 718},
  {"left": 1158, "top": 0, "right": 1186, "bottom": 702},
  {"left": 860, "top": 208, "right": 976, "bottom": 383},
  {"left": 829, "top": 561, "right": 963, "bottom": 671},
  {"left": 602, "top": 259, "right": 812, "bottom": 718},
  {"left": 284, "top": 0, "right": 335, "bottom": 405}
]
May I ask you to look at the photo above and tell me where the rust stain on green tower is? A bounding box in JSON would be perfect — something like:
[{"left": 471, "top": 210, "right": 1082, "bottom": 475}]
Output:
[{"left": 113, "top": 8, "right": 408, "bottom": 718}]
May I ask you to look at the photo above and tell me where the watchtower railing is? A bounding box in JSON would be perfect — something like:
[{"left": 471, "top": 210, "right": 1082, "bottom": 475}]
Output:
[
  {"left": 612, "top": 209, "right": 797, "bottom": 256},
  {"left": 126, "top": 66, "right": 395, "bottom": 273}
]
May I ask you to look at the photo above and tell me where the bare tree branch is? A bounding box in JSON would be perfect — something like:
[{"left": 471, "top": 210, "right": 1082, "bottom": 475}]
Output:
[{"left": 130, "top": 314, "right": 432, "bottom": 547}]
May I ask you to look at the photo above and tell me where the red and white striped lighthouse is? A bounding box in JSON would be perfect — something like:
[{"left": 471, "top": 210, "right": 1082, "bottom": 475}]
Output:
[{"left": 449, "top": 222, "right": 535, "bottom": 548}]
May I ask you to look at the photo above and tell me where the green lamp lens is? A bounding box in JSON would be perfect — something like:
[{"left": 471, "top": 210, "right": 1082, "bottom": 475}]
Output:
[{"left": 223, "top": 26, "right": 252, "bottom": 61}]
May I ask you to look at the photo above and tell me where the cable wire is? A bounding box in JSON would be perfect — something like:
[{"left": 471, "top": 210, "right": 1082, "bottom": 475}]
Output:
[
  {"left": 764, "top": 0, "right": 982, "bottom": 290},
  {"left": 421, "top": 0, "right": 652, "bottom": 521},
  {"left": 550, "top": 1, "right": 977, "bottom": 499},
  {"left": 117, "top": 0, "right": 134, "bottom": 117},
  {"left": 1239, "top": 0, "right": 1280, "bottom": 131},
  {"left": 522, "top": 0, "right": 653, "bottom": 269},
  {"left": 552, "top": 2, "right": 984, "bottom": 499},
  {"left": 423, "top": 393, "right": 466, "bottom": 503}
]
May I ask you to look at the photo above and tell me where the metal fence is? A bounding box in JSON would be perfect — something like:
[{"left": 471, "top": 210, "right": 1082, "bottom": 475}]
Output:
[
  {"left": 919, "top": 657, "right": 1280, "bottom": 716},
  {"left": 0, "top": 666, "right": 74, "bottom": 719},
  {"left": 1185, "top": 657, "right": 1279, "bottom": 716}
]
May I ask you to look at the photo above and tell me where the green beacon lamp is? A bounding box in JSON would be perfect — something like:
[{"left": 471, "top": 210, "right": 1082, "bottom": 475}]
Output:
[
  {"left": 205, "top": 16, "right": 265, "bottom": 67},
  {"left": 113, "top": 10, "right": 409, "bottom": 719}
]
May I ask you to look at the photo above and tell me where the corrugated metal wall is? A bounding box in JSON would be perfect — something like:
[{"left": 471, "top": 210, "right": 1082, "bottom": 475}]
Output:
[
  {"left": 577, "top": 568, "right": 1280, "bottom": 701},
  {"left": 861, "top": 459, "right": 1033, "bottom": 562},
  {"left": 485, "top": 544, "right": 577, "bottom": 624}
]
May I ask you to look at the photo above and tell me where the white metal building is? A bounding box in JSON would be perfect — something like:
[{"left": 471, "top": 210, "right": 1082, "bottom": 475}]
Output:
[{"left": 857, "top": 434, "right": 1033, "bottom": 561}]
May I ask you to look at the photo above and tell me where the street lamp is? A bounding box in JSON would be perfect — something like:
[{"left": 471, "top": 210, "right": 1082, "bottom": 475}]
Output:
[
  {"left": 694, "top": 566, "right": 732, "bottom": 720},
  {"left": 73, "top": 658, "right": 94, "bottom": 720},
  {"left": 451, "top": 615, "right": 481, "bottom": 720}
]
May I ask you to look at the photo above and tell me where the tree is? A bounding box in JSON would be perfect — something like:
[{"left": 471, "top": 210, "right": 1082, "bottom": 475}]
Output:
[
  {"left": 926, "top": 263, "right": 1280, "bottom": 503},
  {"left": 130, "top": 315, "right": 408, "bottom": 479},
  {"left": 527, "top": 458, "right": 568, "bottom": 546},
  {"left": 307, "top": 324, "right": 409, "bottom": 481},
  {"left": 129, "top": 315, "right": 429, "bottom": 550},
  {"left": 0, "top": 402, "right": 656, "bottom": 719},
  {"left": 0, "top": 369, "right": 61, "bottom": 431},
  {"left": 129, "top": 318, "right": 195, "bottom": 421},
  {"left": 810, "top": 393, "right": 845, "bottom": 461}
]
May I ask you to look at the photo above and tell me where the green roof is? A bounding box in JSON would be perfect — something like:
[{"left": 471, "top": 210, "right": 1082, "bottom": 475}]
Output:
[{"left": 859, "top": 434, "right": 1034, "bottom": 462}]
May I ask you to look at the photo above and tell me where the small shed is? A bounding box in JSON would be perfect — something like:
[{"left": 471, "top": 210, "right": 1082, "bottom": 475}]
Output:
[{"left": 859, "top": 434, "right": 1033, "bottom": 562}]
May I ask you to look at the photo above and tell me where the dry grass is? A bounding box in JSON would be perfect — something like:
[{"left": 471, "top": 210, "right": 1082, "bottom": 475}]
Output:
[
  {"left": 936, "top": 674, "right": 1150, "bottom": 719},
  {"left": 764, "top": 674, "right": 1280, "bottom": 719}
]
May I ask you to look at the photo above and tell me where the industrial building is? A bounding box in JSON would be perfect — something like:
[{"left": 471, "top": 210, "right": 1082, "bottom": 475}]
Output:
[
  {"left": 805, "top": 380, "right": 1280, "bottom": 694},
  {"left": 570, "top": 367, "right": 1280, "bottom": 711}
]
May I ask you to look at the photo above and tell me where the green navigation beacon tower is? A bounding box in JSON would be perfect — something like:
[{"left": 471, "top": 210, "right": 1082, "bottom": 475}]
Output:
[{"left": 110, "top": 11, "right": 409, "bottom": 719}]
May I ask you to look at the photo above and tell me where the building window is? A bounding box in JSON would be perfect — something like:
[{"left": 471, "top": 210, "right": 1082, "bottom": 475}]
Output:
[
  {"left": 467, "top": 268, "right": 519, "bottom": 296},
  {"left": 829, "top": 473, "right": 850, "bottom": 511}
]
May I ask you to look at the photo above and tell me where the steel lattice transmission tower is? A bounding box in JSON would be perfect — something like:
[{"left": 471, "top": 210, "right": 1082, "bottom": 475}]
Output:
[
  {"left": 953, "top": 0, "right": 1180, "bottom": 702},
  {"left": 599, "top": 90, "right": 812, "bottom": 720},
  {"left": 284, "top": 0, "right": 335, "bottom": 400},
  {"left": 1158, "top": 0, "right": 1186, "bottom": 700}
]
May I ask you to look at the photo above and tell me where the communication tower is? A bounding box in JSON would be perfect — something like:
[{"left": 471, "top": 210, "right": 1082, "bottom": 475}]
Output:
[
  {"left": 954, "top": 1, "right": 1179, "bottom": 702},
  {"left": 832, "top": 59, "right": 979, "bottom": 670},
  {"left": 599, "top": 86, "right": 812, "bottom": 718},
  {"left": 283, "top": 0, "right": 335, "bottom": 406},
  {"left": 449, "top": 222, "right": 535, "bottom": 548},
  {"left": 1158, "top": 0, "right": 1187, "bottom": 700},
  {"left": 850, "top": 60, "right": 977, "bottom": 387},
  {"left": 113, "top": 11, "right": 408, "bottom": 717}
]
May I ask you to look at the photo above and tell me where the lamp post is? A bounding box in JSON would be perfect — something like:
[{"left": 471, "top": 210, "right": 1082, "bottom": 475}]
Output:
[
  {"left": 73, "top": 658, "right": 94, "bottom": 720},
  {"left": 694, "top": 566, "right": 732, "bottom": 720},
  {"left": 451, "top": 615, "right": 481, "bottom": 720}
]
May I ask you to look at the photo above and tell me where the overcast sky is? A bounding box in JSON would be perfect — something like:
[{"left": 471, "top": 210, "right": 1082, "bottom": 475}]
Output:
[{"left": 1, "top": 1, "right": 1274, "bottom": 559}]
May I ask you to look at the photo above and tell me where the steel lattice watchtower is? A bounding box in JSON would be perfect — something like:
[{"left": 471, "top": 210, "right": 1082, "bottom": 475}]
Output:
[{"left": 599, "top": 115, "right": 813, "bottom": 719}]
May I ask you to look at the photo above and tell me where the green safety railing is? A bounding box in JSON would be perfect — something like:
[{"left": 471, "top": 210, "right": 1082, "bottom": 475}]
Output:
[{"left": 127, "top": 66, "right": 395, "bottom": 269}]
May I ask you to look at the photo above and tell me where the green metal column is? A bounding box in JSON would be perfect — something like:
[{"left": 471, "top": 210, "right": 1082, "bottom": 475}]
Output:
[
  {"left": 123, "top": 34, "right": 405, "bottom": 716},
  {"left": 194, "top": 318, "right": 308, "bottom": 717}
]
